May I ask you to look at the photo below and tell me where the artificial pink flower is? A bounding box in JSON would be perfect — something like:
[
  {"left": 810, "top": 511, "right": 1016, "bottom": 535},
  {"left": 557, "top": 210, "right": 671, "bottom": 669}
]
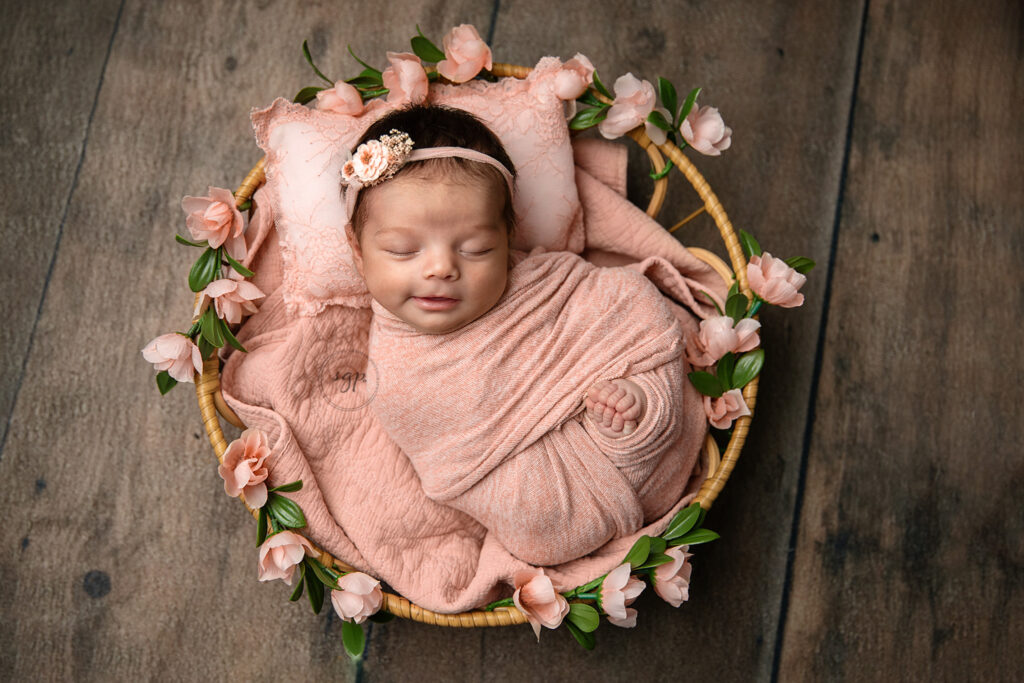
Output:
[
  {"left": 181, "top": 187, "right": 247, "bottom": 251},
  {"left": 680, "top": 104, "right": 732, "bottom": 156},
  {"left": 598, "top": 73, "right": 670, "bottom": 145},
  {"left": 316, "top": 80, "right": 365, "bottom": 116},
  {"left": 330, "top": 572, "right": 384, "bottom": 624},
  {"left": 218, "top": 428, "right": 271, "bottom": 508},
  {"left": 346, "top": 139, "right": 391, "bottom": 185},
  {"left": 653, "top": 546, "right": 693, "bottom": 607},
  {"left": 686, "top": 315, "right": 762, "bottom": 367},
  {"left": 196, "top": 278, "right": 265, "bottom": 325},
  {"left": 382, "top": 51, "right": 429, "bottom": 106},
  {"left": 141, "top": 333, "right": 203, "bottom": 383},
  {"left": 553, "top": 53, "right": 595, "bottom": 100},
  {"left": 437, "top": 24, "right": 492, "bottom": 83},
  {"left": 703, "top": 388, "right": 752, "bottom": 430},
  {"left": 747, "top": 252, "right": 807, "bottom": 308},
  {"left": 512, "top": 568, "right": 570, "bottom": 641},
  {"left": 257, "top": 530, "right": 315, "bottom": 586},
  {"left": 600, "top": 562, "right": 645, "bottom": 628}
]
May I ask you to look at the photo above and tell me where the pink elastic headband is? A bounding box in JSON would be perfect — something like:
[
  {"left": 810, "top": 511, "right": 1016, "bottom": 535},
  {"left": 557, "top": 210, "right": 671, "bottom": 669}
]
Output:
[{"left": 342, "top": 137, "right": 516, "bottom": 227}]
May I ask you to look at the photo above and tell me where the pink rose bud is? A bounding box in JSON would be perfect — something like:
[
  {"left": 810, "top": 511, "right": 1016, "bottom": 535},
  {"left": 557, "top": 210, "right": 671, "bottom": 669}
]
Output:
[
  {"left": 703, "top": 388, "right": 752, "bottom": 430},
  {"left": 437, "top": 24, "right": 493, "bottom": 83},
  {"left": 599, "top": 562, "right": 645, "bottom": 628},
  {"left": 196, "top": 278, "right": 265, "bottom": 325},
  {"left": 686, "top": 316, "right": 762, "bottom": 367},
  {"left": 181, "top": 187, "right": 247, "bottom": 250},
  {"left": 382, "top": 51, "right": 429, "bottom": 106},
  {"left": 330, "top": 572, "right": 384, "bottom": 624},
  {"left": 553, "top": 53, "right": 595, "bottom": 100},
  {"left": 315, "top": 80, "right": 365, "bottom": 116},
  {"left": 512, "top": 568, "right": 570, "bottom": 641},
  {"left": 257, "top": 530, "right": 315, "bottom": 586},
  {"left": 680, "top": 104, "right": 732, "bottom": 156},
  {"left": 218, "top": 428, "right": 272, "bottom": 508},
  {"left": 653, "top": 546, "right": 693, "bottom": 607},
  {"left": 598, "top": 73, "right": 662, "bottom": 143},
  {"left": 141, "top": 333, "right": 203, "bottom": 383},
  {"left": 747, "top": 252, "right": 807, "bottom": 308}
]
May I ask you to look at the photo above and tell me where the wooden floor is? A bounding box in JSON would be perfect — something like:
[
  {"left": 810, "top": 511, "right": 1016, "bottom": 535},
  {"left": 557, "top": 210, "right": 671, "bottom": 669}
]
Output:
[{"left": 2, "top": 0, "right": 1021, "bottom": 680}]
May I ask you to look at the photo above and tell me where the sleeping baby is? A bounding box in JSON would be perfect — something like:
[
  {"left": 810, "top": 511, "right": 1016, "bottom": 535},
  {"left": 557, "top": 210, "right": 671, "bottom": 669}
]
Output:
[{"left": 342, "top": 104, "right": 706, "bottom": 566}]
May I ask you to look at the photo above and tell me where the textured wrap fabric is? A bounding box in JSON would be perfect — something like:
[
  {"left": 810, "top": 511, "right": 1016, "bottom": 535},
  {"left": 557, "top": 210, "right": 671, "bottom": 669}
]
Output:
[
  {"left": 219, "top": 138, "right": 730, "bottom": 613},
  {"left": 368, "top": 249, "right": 700, "bottom": 566}
]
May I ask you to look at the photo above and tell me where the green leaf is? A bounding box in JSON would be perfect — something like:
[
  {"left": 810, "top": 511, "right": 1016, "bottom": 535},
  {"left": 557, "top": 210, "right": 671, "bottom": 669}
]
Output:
[
  {"left": 738, "top": 229, "right": 762, "bottom": 258},
  {"left": 623, "top": 535, "right": 651, "bottom": 569},
  {"left": 577, "top": 91, "right": 603, "bottom": 107},
  {"left": 677, "top": 86, "right": 702, "bottom": 123},
  {"left": 649, "top": 159, "right": 674, "bottom": 180},
  {"left": 698, "top": 290, "right": 724, "bottom": 316},
  {"left": 785, "top": 256, "right": 817, "bottom": 274},
  {"left": 360, "top": 88, "right": 389, "bottom": 99},
  {"left": 725, "top": 292, "right": 749, "bottom": 323},
  {"left": 269, "top": 480, "right": 303, "bottom": 493},
  {"left": 347, "top": 44, "right": 378, "bottom": 75},
  {"left": 218, "top": 317, "right": 247, "bottom": 353},
  {"left": 748, "top": 298, "right": 764, "bottom": 318},
  {"left": 716, "top": 352, "right": 736, "bottom": 387},
  {"left": 727, "top": 281, "right": 739, "bottom": 300},
  {"left": 565, "top": 620, "right": 596, "bottom": 650},
  {"left": 289, "top": 563, "right": 305, "bottom": 602},
  {"left": 200, "top": 307, "right": 224, "bottom": 348},
  {"left": 257, "top": 507, "right": 269, "bottom": 546},
  {"left": 663, "top": 503, "right": 701, "bottom": 541},
  {"left": 637, "top": 552, "right": 674, "bottom": 570},
  {"left": 649, "top": 536, "right": 667, "bottom": 555},
  {"left": 236, "top": 200, "right": 251, "bottom": 212},
  {"left": 657, "top": 77, "right": 678, "bottom": 122},
  {"left": 567, "top": 603, "right": 600, "bottom": 632},
  {"left": 674, "top": 528, "right": 721, "bottom": 546},
  {"left": 569, "top": 105, "right": 609, "bottom": 131},
  {"left": 267, "top": 492, "right": 307, "bottom": 529},
  {"left": 369, "top": 610, "right": 396, "bottom": 623},
  {"left": 342, "top": 621, "right": 367, "bottom": 660},
  {"left": 197, "top": 336, "right": 216, "bottom": 360},
  {"left": 292, "top": 86, "right": 323, "bottom": 105},
  {"left": 346, "top": 76, "right": 382, "bottom": 88},
  {"left": 646, "top": 109, "right": 672, "bottom": 132},
  {"left": 188, "top": 247, "right": 221, "bottom": 293},
  {"left": 306, "top": 557, "right": 341, "bottom": 590},
  {"left": 223, "top": 250, "right": 254, "bottom": 278},
  {"left": 731, "top": 349, "right": 765, "bottom": 389},
  {"left": 687, "top": 371, "right": 724, "bottom": 398},
  {"left": 306, "top": 564, "right": 325, "bottom": 614},
  {"left": 411, "top": 35, "right": 445, "bottom": 63},
  {"left": 175, "top": 234, "right": 207, "bottom": 248},
  {"left": 156, "top": 370, "right": 177, "bottom": 395},
  {"left": 577, "top": 575, "right": 605, "bottom": 594},
  {"left": 302, "top": 40, "right": 333, "bottom": 85},
  {"left": 592, "top": 70, "right": 613, "bottom": 100}
]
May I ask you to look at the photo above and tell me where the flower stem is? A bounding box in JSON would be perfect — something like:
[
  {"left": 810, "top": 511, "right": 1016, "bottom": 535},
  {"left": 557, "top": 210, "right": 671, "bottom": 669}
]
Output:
[{"left": 482, "top": 597, "right": 514, "bottom": 612}]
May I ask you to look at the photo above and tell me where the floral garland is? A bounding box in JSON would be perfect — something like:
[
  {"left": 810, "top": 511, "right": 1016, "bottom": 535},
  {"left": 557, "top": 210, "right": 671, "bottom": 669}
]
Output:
[{"left": 141, "top": 23, "right": 814, "bottom": 657}]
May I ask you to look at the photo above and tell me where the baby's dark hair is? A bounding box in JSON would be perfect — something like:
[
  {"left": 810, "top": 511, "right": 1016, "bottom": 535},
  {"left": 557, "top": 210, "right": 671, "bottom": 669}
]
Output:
[{"left": 348, "top": 104, "right": 517, "bottom": 244}]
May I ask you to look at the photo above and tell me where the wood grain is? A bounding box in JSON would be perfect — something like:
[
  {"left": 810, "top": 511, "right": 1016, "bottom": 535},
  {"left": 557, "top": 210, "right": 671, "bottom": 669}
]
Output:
[{"left": 776, "top": 0, "right": 1024, "bottom": 680}]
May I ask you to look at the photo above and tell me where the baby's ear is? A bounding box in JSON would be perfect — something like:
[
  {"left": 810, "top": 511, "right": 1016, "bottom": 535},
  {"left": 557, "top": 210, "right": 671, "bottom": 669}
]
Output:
[{"left": 344, "top": 222, "right": 364, "bottom": 273}]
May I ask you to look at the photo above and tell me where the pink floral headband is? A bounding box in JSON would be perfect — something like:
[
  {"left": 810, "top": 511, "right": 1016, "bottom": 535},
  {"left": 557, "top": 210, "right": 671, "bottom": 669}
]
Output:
[{"left": 341, "top": 129, "right": 516, "bottom": 226}]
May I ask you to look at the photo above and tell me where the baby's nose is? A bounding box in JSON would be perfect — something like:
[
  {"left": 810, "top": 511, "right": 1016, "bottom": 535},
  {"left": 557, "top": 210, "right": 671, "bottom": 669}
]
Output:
[{"left": 423, "top": 250, "right": 459, "bottom": 279}]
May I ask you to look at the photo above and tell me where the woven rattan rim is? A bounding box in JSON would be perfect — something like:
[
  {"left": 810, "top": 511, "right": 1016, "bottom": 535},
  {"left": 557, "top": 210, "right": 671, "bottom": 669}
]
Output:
[{"left": 194, "top": 62, "right": 756, "bottom": 627}]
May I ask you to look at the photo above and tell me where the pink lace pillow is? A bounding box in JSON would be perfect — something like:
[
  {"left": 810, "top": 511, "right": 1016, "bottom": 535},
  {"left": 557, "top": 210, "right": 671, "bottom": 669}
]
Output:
[{"left": 251, "top": 56, "right": 585, "bottom": 317}]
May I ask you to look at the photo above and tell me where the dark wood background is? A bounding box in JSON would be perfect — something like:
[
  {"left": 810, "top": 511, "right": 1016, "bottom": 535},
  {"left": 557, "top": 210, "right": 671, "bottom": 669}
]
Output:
[{"left": 2, "top": 0, "right": 1021, "bottom": 680}]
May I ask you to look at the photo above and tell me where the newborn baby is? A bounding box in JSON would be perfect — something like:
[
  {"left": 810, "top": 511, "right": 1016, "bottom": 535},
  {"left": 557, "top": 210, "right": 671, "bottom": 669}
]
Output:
[{"left": 343, "top": 105, "right": 705, "bottom": 566}]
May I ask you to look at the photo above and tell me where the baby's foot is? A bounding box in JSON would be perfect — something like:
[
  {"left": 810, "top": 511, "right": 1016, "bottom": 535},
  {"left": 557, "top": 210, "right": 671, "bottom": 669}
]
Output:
[{"left": 585, "top": 379, "right": 647, "bottom": 439}]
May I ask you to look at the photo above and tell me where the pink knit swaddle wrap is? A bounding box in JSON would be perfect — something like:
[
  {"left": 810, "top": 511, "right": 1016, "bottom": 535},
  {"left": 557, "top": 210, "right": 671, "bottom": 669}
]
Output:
[{"left": 367, "top": 247, "right": 706, "bottom": 565}]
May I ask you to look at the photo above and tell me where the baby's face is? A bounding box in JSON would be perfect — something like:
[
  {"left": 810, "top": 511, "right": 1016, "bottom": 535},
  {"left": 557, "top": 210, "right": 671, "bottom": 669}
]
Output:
[{"left": 346, "top": 176, "right": 511, "bottom": 335}]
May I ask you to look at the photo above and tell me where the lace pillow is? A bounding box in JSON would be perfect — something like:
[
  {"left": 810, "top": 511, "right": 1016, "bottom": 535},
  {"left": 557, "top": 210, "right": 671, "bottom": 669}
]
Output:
[{"left": 251, "top": 56, "right": 585, "bottom": 317}]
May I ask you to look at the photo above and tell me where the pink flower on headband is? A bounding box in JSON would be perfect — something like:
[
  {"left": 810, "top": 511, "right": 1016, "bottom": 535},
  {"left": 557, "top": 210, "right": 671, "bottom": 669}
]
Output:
[
  {"left": 382, "top": 52, "right": 428, "bottom": 106},
  {"left": 341, "top": 130, "right": 415, "bottom": 187},
  {"left": 437, "top": 24, "right": 492, "bottom": 83}
]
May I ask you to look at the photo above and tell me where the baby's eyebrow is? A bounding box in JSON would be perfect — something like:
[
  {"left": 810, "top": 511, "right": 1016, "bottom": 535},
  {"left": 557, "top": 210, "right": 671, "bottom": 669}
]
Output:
[{"left": 372, "top": 224, "right": 502, "bottom": 237}]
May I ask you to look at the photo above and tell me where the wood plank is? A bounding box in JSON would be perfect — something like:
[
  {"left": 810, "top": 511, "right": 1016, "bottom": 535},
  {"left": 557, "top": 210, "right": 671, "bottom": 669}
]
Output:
[
  {"left": 364, "top": 1, "right": 864, "bottom": 680},
  {"left": 0, "top": 1, "right": 121, "bottom": 448},
  {"left": 777, "top": 0, "right": 1024, "bottom": 679},
  {"left": 0, "top": 3, "right": 495, "bottom": 681}
]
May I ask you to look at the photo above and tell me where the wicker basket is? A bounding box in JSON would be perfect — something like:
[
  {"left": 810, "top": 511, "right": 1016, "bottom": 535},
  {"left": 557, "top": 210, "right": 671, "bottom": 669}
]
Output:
[{"left": 195, "top": 62, "right": 757, "bottom": 628}]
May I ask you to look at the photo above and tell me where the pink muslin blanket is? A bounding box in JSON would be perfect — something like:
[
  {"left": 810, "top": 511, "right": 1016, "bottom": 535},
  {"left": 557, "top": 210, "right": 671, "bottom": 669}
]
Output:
[
  {"left": 220, "top": 138, "right": 729, "bottom": 613},
  {"left": 368, "top": 248, "right": 704, "bottom": 566}
]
